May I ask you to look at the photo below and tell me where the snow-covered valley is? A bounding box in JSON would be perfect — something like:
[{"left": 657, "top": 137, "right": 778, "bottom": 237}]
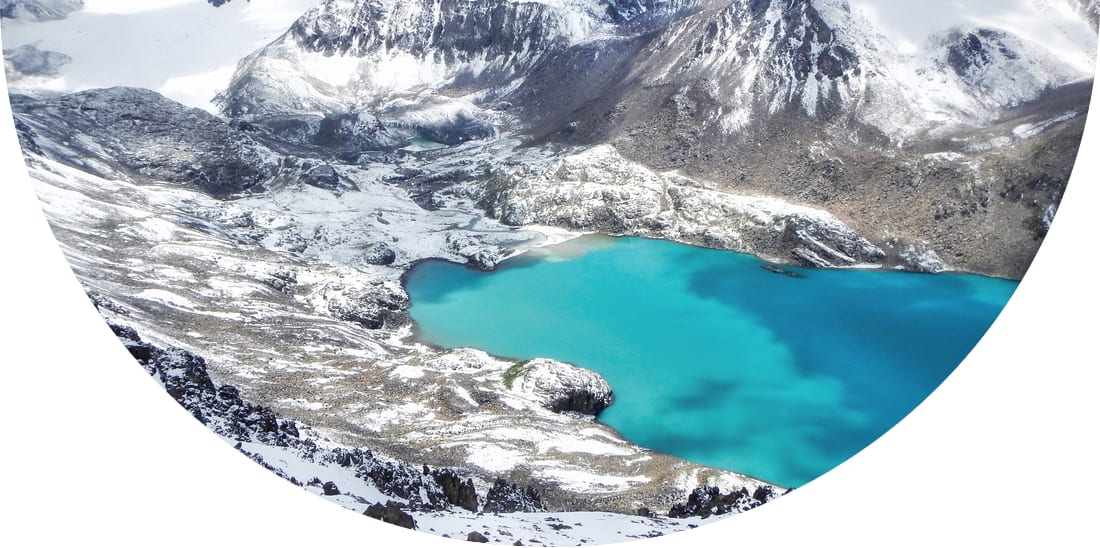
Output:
[{"left": 2, "top": 0, "right": 1097, "bottom": 544}]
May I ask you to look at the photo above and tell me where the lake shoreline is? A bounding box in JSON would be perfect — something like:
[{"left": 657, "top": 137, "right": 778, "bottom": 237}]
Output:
[{"left": 405, "top": 234, "right": 1019, "bottom": 487}]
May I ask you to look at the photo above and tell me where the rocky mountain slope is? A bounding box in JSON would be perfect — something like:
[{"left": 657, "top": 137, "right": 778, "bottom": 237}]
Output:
[{"left": 218, "top": 0, "right": 1095, "bottom": 277}]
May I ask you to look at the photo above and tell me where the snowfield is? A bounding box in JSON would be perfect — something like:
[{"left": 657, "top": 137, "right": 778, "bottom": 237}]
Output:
[{"left": 2, "top": 0, "right": 319, "bottom": 110}]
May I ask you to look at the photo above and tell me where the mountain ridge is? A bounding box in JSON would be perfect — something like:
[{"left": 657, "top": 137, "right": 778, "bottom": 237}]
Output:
[{"left": 212, "top": 0, "right": 1095, "bottom": 278}]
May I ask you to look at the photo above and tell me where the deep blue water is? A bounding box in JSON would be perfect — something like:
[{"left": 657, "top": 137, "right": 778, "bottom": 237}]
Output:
[{"left": 404, "top": 235, "right": 1018, "bottom": 488}]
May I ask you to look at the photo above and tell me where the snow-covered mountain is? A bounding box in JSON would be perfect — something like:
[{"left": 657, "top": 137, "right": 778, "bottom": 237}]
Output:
[
  {"left": 205, "top": 0, "right": 1096, "bottom": 277},
  {"left": 219, "top": 0, "right": 1095, "bottom": 142}
]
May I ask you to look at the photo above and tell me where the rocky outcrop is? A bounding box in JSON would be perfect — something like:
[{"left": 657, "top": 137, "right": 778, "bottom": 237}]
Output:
[
  {"left": 483, "top": 478, "right": 545, "bottom": 514},
  {"left": 4, "top": 44, "right": 71, "bottom": 78},
  {"left": 667, "top": 485, "right": 781, "bottom": 519},
  {"left": 359, "top": 242, "right": 398, "bottom": 266},
  {"left": 111, "top": 322, "right": 304, "bottom": 447},
  {"left": 364, "top": 501, "right": 418, "bottom": 529},
  {"left": 301, "top": 163, "right": 350, "bottom": 192},
  {"left": 779, "top": 212, "right": 887, "bottom": 268},
  {"left": 890, "top": 240, "right": 948, "bottom": 274},
  {"left": 321, "top": 279, "right": 410, "bottom": 330},
  {"left": 11, "top": 88, "right": 278, "bottom": 198},
  {"left": 445, "top": 233, "right": 504, "bottom": 271},
  {"left": 506, "top": 358, "right": 614, "bottom": 416},
  {"left": 481, "top": 145, "right": 887, "bottom": 269},
  {"left": 431, "top": 469, "right": 480, "bottom": 512}
]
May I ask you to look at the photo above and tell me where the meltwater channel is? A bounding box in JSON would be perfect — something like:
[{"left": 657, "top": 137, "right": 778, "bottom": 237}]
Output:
[{"left": 404, "top": 235, "right": 1017, "bottom": 488}]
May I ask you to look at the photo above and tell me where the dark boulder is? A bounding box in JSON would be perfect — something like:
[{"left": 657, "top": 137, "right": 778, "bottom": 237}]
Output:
[
  {"left": 302, "top": 164, "right": 345, "bottom": 191},
  {"left": 363, "top": 501, "right": 417, "bottom": 530},
  {"left": 358, "top": 242, "right": 397, "bottom": 266},
  {"left": 667, "top": 485, "right": 781, "bottom": 518},
  {"left": 322, "top": 481, "right": 341, "bottom": 496},
  {"left": 482, "top": 478, "right": 544, "bottom": 513}
]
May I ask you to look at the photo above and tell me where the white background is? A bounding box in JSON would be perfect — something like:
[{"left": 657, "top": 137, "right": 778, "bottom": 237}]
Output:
[{"left": 1, "top": 55, "right": 1097, "bottom": 548}]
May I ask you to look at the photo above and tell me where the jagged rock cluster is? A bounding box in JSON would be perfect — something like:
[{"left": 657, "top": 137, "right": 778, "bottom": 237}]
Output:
[
  {"left": 107, "top": 316, "right": 547, "bottom": 524},
  {"left": 667, "top": 485, "right": 782, "bottom": 519},
  {"left": 111, "top": 321, "right": 303, "bottom": 447}
]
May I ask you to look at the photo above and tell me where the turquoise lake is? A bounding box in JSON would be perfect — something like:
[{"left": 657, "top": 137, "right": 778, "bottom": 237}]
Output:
[{"left": 404, "top": 235, "right": 1018, "bottom": 488}]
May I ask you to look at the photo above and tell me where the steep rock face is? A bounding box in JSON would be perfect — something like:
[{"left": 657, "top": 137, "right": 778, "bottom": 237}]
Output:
[
  {"left": 554, "top": 0, "right": 1091, "bottom": 147},
  {"left": 289, "top": 0, "right": 584, "bottom": 58},
  {"left": 215, "top": 0, "right": 697, "bottom": 150},
  {"left": 632, "top": 0, "right": 866, "bottom": 127},
  {"left": 11, "top": 88, "right": 279, "bottom": 198},
  {"left": 937, "top": 28, "right": 1082, "bottom": 111},
  {"left": 602, "top": 0, "right": 694, "bottom": 23},
  {"left": 218, "top": 0, "right": 604, "bottom": 119}
]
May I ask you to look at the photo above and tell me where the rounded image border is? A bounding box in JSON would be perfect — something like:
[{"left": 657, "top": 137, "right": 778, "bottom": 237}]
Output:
[{"left": 1, "top": 26, "right": 1097, "bottom": 548}]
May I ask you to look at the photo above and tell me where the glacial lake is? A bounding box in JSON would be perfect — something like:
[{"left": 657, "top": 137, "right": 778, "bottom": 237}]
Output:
[{"left": 404, "top": 235, "right": 1018, "bottom": 488}]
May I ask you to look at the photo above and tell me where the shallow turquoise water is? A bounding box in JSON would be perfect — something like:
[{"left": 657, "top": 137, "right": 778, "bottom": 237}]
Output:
[{"left": 404, "top": 235, "right": 1018, "bottom": 488}]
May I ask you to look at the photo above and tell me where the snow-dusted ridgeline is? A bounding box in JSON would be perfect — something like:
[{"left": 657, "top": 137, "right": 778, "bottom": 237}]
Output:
[
  {"left": 204, "top": 0, "right": 1093, "bottom": 280},
  {"left": 217, "top": 0, "right": 1095, "bottom": 140}
]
